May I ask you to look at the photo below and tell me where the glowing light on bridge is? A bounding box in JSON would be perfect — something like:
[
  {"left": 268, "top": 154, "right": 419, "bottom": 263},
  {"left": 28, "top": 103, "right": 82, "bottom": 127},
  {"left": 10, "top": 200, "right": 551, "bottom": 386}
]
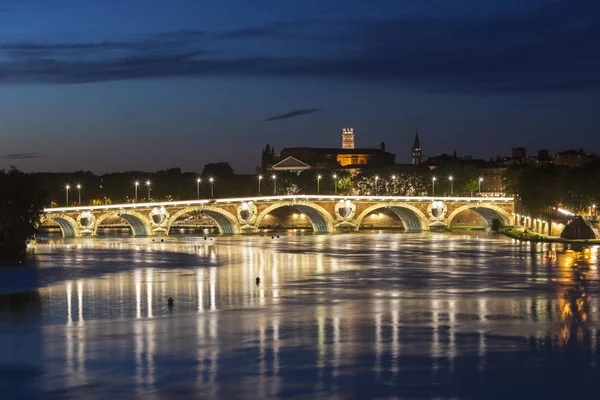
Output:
[
  {"left": 556, "top": 207, "right": 575, "bottom": 217},
  {"left": 44, "top": 194, "right": 514, "bottom": 214}
]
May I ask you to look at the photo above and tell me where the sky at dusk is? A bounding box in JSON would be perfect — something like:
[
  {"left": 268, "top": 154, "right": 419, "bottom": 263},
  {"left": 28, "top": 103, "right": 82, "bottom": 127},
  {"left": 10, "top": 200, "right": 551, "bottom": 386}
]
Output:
[{"left": 1, "top": 0, "right": 599, "bottom": 174}]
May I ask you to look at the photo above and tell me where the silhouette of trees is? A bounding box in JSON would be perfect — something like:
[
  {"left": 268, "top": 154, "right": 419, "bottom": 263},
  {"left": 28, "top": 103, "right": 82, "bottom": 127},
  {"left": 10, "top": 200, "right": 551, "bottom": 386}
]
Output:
[
  {"left": 0, "top": 168, "right": 47, "bottom": 262},
  {"left": 202, "top": 162, "right": 235, "bottom": 178},
  {"left": 503, "top": 161, "right": 600, "bottom": 216}
]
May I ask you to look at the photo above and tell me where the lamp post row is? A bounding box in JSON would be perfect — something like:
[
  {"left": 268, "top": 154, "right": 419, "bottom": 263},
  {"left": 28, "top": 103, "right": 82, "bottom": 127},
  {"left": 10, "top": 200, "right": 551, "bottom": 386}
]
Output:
[
  {"left": 430, "top": 175, "right": 485, "bottom": 196},
  {"left": 63, "top": 174, "right": 486, "bottom": 206}
]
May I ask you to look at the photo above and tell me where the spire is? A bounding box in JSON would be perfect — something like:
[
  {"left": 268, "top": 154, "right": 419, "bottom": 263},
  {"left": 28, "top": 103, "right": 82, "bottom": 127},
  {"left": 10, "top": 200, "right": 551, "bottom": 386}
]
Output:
[
  {"left": 413, "top": 129, "right": 421, "bottom": 149},
  {"left": 411, "top": 129, "right": 422, "bottom": 165}
]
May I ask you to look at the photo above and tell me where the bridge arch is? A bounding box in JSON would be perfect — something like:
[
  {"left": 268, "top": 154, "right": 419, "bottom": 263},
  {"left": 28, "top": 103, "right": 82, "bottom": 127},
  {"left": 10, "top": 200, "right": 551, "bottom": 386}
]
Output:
[
  {"left": 93, "top": 211, "right": 152, "bottom": 236},
  {"left": 353, "top": 203, "right": 428, "bottom": 232},
  {"left": 255, "top": 202, "right": 335, "bottom": 233},
  {"left": 446, "top": 204, "right": 512, "bottom": 227},
  {"left": 166, "top": 206, "right": 240, "bottom": 235},
  {"left": 42, "top": 214, "right": 79, "bottom": 237}
]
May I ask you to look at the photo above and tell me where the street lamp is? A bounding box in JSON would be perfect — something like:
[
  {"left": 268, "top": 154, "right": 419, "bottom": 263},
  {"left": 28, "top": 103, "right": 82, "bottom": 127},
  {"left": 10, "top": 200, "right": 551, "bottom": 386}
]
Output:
[
  {"left": 432, "top": 177, "right": 437, "bottom": 196},
  {"left": 196, "top": 178, "right": 201, "bottom": 199},
  {"left": 479, "top": 177, "right": 483, "bottom": 195},
  {"left": 134, "top": 181, "right": 139, "bottom": 202},
  {"left": 391, "top": 174, "right": 397, "bottom": 194},
  {"left": 272, "top": 174, "right": 277, "bottom": 195},
  {"left": 374, "top": 175, "right": 380, "bottom": 196},
  {"left": 209, "top": 177, "right": 215, "bottom": 198},
  {"left": 333, "top": 174, "right": 338, "bottom": 195},
  {"left": 76, "top": 184, "right": 82, "bottom": 205},
  {"left": 449, "top": 176, "right": 454, "bottom": 196},
  {"left": 65, "top": 184, "right": 70, "bottom": 207},
  {"left": 146, "top": 180, "right": 151, "bottom": 200},
  {"left": 317, "top": 174, "right": 322, "bottom": 195},
  {"left": 258, "top": 175, "right": 263, "bottom": 195}
]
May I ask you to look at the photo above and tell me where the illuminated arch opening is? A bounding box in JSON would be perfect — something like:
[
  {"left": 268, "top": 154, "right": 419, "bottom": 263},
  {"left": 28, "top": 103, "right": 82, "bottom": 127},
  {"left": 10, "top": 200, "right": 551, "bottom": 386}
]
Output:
[
  {"left": 49, "top": 217, "right": 78, "bottom": 237},
  {"left": 166, "top": 207, "right": 239, "bottom": 235},
  {"left": 447, "top": 205, "right": 511, "bottom": 228},
  {"left": 354, "top": 204, "right": 427, "bottom": 232},
  {"left": 255, "top": 203, "right": 334, "bottom": 233},
  {"left": 94, "top": 212, "right": 151, "bottom": 236}
]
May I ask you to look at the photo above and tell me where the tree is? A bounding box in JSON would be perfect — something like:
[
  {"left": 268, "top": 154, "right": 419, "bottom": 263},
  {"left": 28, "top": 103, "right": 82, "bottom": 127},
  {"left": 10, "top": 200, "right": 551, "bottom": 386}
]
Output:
[
  {"left": 0, "top": 168, "right": 47, "bottom": 262},
  {"left": 336, "top": 175, "right": 353, "bottom": 195},
  {"left": 202, "top": 162, "right": 235, "bottom": 178},
  {"left": 491, "top": 217, "right": 503, "bottom": 232}
]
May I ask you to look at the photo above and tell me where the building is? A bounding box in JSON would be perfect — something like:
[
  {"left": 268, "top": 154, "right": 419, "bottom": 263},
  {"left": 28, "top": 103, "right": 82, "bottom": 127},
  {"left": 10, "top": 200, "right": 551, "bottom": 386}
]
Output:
[
  {"left": 479, "top": 166, "right": 505, "bottom": 194},
  {"left": 528, "top": 149, "right": 552, "bottom": 165},
  {"left": 261, "top": 128, "right": 396, "bottom": 174},
  {"left": 512, "top": 147, "right": 527, "bottom": 161},
  {"left": 411, "top": 130, "right": 422, "bottom": 165},
  {"left": 424, "top": 152, "right": 458, "bottom": 168},
  {"left": 553, "top": 149, "right": 597, "bottom": 167},
  {"left": 341, "top": 128, "right": 355, "bottom": 149}
]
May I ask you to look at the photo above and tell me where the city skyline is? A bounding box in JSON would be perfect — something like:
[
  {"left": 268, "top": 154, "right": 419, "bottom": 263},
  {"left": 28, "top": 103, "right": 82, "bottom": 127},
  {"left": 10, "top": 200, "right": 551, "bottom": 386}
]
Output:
[{"left": 2, "top": 0, "right": 600, "bottom": 174}]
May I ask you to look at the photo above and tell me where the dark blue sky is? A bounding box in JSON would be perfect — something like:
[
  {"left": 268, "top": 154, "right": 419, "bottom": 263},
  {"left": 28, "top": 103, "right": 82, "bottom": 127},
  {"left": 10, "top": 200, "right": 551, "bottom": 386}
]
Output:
[{"left": 1, "top": 0, "right": 599, "bottom": 173}]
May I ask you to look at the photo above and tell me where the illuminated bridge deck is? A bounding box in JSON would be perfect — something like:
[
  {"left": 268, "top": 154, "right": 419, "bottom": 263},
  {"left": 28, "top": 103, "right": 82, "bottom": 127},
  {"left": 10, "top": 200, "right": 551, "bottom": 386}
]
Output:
[{"left": 42, "top": 195, "right": 515, "bottom": 237}]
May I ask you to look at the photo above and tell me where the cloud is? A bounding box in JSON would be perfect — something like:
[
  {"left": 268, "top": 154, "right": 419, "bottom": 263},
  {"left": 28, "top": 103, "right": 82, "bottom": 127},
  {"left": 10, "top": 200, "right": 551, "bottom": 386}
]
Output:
[
  {"left": 262, "top": 108, "right": 321, "bottom": 122},
  {"left": 0, "top": 42, "right": 132, "bottom": 51},
  {"left": 0, "top": 0, "right": 599, "bottom": 93},
  {"left": 4, "top": 152, "right": 43, "bottom": 159},
  {"left": 218, "top": 27, "right": 278, "bottom": 40}
]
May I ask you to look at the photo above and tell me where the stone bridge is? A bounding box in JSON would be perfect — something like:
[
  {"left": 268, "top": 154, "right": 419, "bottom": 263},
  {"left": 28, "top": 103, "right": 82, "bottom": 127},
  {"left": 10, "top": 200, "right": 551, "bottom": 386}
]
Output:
[{"left": 41, "top": 195, "right": 515, "bottom": 237}]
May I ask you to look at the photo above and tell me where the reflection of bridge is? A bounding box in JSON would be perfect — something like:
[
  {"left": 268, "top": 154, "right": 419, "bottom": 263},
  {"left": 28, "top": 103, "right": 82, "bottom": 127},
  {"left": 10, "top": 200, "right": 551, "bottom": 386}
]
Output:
[{"left": 42, "top": 195, "right": 515, "bottom": 237}]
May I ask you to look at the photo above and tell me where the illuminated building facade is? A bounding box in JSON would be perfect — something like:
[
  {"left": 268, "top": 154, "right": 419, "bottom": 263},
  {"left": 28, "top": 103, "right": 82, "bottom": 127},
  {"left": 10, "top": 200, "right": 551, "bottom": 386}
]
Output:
[
  {"left": 261, "top": 129, "right": 395, "bottom": 174},
  {"left": 341, "top": 128, "right": 355, "bottom": 149}
]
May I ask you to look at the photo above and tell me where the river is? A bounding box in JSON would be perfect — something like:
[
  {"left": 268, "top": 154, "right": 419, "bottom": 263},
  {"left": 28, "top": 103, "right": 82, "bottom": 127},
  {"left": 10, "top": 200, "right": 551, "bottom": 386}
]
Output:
[{"left": 1, "top": 230, "right": 599, "bottom": 399}]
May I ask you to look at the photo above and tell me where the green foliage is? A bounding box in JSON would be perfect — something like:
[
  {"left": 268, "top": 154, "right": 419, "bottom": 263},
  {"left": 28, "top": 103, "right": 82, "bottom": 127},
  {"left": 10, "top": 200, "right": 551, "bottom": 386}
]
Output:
[
  {"left": 0, "top": 168, "right": 47, "bottom": 262},
  {"left": 490, "top": 217, "right": 503, "bottom": 232},
  {"left": 503, "top": 161, "right": 600, "bottom": 217},
  {"left": 336, "top": 176, "right": 353, "bottom": 195},
  {"left": 432, "top": 162, "right": 480, "bottom": 196}
]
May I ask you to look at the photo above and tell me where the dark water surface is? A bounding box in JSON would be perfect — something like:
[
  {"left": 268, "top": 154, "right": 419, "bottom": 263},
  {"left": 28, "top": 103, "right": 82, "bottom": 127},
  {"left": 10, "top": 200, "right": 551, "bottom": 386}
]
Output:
[{"left": 1, "top": 231, "right": 600, "bottom": 399}]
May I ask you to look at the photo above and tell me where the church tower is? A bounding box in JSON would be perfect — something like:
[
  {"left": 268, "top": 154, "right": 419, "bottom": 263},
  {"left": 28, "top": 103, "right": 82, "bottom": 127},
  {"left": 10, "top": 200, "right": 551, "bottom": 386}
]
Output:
[
  {"left": 341, "top": 128, "right": 355, "bottom": 149},
  {"left": 411, "top": 130, "right": 422, "bottom": 164}
]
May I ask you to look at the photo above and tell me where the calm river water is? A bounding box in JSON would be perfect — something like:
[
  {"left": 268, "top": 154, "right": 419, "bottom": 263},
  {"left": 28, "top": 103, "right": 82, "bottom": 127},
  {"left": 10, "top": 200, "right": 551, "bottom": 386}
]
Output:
[{"left": 1, "top": 231, "right": 600, "bottom": 399}]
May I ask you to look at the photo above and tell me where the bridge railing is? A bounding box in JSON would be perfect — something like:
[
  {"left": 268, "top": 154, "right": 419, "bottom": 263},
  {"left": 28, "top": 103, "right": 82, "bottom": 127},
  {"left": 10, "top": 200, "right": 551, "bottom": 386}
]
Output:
[{"left": 44, "top": 194, "right": 514, "bottom": 213}]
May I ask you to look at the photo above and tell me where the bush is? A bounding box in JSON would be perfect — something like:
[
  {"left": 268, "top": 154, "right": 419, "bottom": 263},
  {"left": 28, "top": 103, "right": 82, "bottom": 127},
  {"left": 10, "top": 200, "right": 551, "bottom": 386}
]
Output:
[{"left": 491, "top": 217, "right": 503, "bottom": 232}]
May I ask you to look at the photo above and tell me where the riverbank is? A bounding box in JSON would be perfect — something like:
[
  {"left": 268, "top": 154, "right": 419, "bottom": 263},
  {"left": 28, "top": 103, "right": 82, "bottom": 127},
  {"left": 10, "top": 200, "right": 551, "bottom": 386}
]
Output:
[{"left": 499, "top": 226, "right": 600, "bottom": 244}]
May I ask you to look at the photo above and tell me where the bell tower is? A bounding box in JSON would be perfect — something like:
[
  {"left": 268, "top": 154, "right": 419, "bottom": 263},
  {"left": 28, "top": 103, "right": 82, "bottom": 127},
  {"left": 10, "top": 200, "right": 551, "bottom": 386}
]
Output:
[
  {"left": 411, "top": 130, "right": 422, "bottom": 164},
  {"left": 341, "top": 128, "right": 355, "bottom": 149}
]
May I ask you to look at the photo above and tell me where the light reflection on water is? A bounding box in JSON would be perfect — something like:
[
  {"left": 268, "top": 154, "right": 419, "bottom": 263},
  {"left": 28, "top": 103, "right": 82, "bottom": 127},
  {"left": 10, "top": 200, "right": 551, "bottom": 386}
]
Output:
[{"left": 1, "top": 232, "right": 600, "bottom": 398}]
